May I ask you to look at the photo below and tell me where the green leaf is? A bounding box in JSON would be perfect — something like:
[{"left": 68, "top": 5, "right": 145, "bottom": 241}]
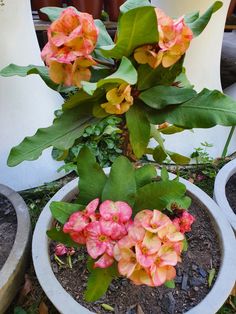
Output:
[
  {"left": 161, "top": 167, "right": 169, "bottom": 181},
  {"left": 40, "top": 6, "right": 66, "bottom": 21},
  {"left": 186, "top": 1, "right": 223, "bottom": 37},
  {"left": 160, "top": 125, "right": 185, "bottom": 135},
  {"left": 95, "top": 20, "right": 114, "bottom": 47},
  {"left": 137, "top": 57, "right": 184, "bottom": 91},
  {"left": 134, "top": 180, "right": 186, "bottom": 213},
  {"left": 165, "top": 280, "right": 175, "bottom": 289},
  {"left": 167, "top": 196, "right": 191, "bottom": 211},
  {"left": 139, "top": 86, "right": 196, "bottom": 109},
  {"left": 153, "top": 146, "right": 167, "bottom": 164},
  {"left": 102, "top": 156, "right": 136, "bottom": 206},
  {"left": 135, "top": 164, "right": 156, "bottom": 188},
  {"left": 14, "top": 307, "right": 27, "bottom": 314},
  {"left": 47, "top": 228, "right": 79, "bottom": 247},
  {"left": 7, "top": 105, "right": 97, "bottom": 166},
  {"left": 183, "top": 237, "right": 188, "bottom": 252},
  {"left": 120, "top": 0, "right": 152, "bottom": 14},
  {"left": 208, "top": 268, "right": 216, "bottom": 287},
  {"left": 50, "top": 201, "right": 84, "bottom": 224},
  {"left": 147, "top": 88, "right": 236, "bottom": 129},
  {"left": 167, "top": 151, "right": 191, "bottom": 164},
  {"left": 101, "top": 304, "right": 115, "bottom": 312},
  {"left": 0, "top": 64, "right": 66, "bottom": 92},
  {"left": 77, "top": 147, "right": 107, "bottom": 204},
  {"left": 126, "top": 103, "right": 150, "bottom": 158},
  {"left": 85, "top": 264, "right": 118, "bottom": 302},
  {"left": 101, "top": 7, "right": 158, "bottom": 59},
  {"left": 82, "top": 57, "right": 137, "bottom": 95}
]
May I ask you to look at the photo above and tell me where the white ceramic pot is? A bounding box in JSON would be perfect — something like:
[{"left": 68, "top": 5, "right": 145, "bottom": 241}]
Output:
[
  {"left": 150, "top": 0, "right": 236, "bottom": 159},
  {"left": 0, "top": 0, "right": 64, "bottom": 191},
  {"left": 0, "top": 184, "right": 31, "bottom": 313},
  {"left": 32, "top": 170, "right": 236, "bottom": 314},
  {"left": 214, "top": 159, "right": 236, "bottom": 232}
]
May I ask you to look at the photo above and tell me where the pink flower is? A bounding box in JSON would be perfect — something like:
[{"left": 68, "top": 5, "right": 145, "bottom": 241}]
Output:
[
  {"left": 99, "top": 200, "right": 132, "bottom": 240},
  {"left": 63, "top": 198, "right": 99, "bottom": 234},
  {"left": 173, "top": 212, "right": 195, "bottom": 233},
  {"left": 55, "top": 244, "right": 68, "bottom": 256},
  {"left": 94, "top": 253, "right": 114, "bottom": 268},
  {"left": 86, "top": 221, "right": 115, "bottom": 259},
  {"left": 135, "top": 209, "right": 172, "bottom": 233}
]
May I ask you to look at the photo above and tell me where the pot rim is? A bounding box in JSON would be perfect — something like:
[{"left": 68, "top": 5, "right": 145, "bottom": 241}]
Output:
[
  {"left": 32, "top": 169, "right": 236, "bottom": 314},
  {"left": 214, "top": 158, "right": 236, "bottom": 231},
  {"left": 0, "top": 184, "right": 31, "bottom": 292}
]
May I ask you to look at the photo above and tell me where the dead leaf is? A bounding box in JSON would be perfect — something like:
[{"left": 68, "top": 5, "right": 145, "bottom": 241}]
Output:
[
  {"left": 39, "top": 301, "right": 48, "bottom": 314},
  {"left": 17, "top": 274, "right": 32, "bottom": 304},
  {"left": 137, "top": 305, "right": 145, "bottom": 314},
  {"left": 230, "top": 285, "right": 236, "bottom": 297}
]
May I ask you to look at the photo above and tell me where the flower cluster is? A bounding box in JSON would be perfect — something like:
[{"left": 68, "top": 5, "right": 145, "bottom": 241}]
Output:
[
  {"left": 41, "top": 8, "right": 98, "bottom": 87},
  {"left": 62, "top": 198, "right": 195, "bottom": 287},
  {"left": 134, "top": 8, "right": 193, "bottom": 68}
]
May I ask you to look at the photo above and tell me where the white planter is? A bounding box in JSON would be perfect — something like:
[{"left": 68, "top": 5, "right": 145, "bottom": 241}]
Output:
[
  {"left": 214, "top": 159, "right": 236, "bottom": 232},
  {"left": 33, "top": 170, "right": 236, "bottom": 314},
  {"left": 150, "top": 0, "right": 236, "bottom": 159},
  {"left": 0, "top": 0, "right": 64, "bottom": 191},
  {"left": 0, "top": 184, "right": 31, "bottom": 313}
]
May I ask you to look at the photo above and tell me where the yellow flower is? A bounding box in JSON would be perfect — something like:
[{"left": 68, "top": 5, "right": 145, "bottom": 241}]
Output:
[
  {"left": 134, "top": 45, "right": 163, "bottom": 69},
  {"left": 101, "top": 84, "right": 133, "bottom": 115}
]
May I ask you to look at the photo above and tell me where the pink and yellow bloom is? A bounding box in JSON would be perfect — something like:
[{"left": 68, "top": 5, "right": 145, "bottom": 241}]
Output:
[{"left": 173, "top": 211, "right": 195, "bottom": 233}]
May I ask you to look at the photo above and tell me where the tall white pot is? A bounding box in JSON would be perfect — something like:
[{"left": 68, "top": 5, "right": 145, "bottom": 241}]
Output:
[
  {"left": 0, "top": 0, "right": 64, "bottom": 191},
  {"left": 151, "top": 0, "right": 236, "bottom": 159}
]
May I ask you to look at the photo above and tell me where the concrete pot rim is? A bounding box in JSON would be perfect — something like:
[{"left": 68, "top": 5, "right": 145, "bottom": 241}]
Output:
[
  {"left": 33, "top": 170, "right": 236, "bottom": 314},
  {"left": 0, "top": 184, "right": 31, "bottom": 291},
  {"left": 214, "top": 159, "right": 236, "bottom": 232}
]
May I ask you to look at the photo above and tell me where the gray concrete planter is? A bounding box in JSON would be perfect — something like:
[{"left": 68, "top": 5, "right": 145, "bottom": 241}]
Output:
[
  {"left": 33, "top": 171, "right": 236, "bottom": 314},
  {"left": 0, "top": 184, "right": 31, "bottom": 313},
  {"left": 214, "top": 159, "right": 236, "bottom": 232}
]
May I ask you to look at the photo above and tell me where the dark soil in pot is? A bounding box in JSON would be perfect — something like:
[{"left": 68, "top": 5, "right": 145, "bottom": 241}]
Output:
[
  {"left": 225, "top": 173, "right": 236, "bottom": 214},
  {"left": 50, "top": 194, "right": 221, "bottom": 314},
  {"left": 0, "top": 194, "right": 17, "bottom": 270},
  {"left": 70, "top": 0, "right": 104, "bottom": 19}
]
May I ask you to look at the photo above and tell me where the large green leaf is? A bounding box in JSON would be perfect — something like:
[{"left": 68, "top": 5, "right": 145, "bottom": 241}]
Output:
[
  {"left": 85, "top": 263, "right": 118, "bottom": 302},
  {"left": 120, "top": 0, "right": 152, "bottom": 14},
  {"left": 135, "top": 164, "right": 156, "bottom": 188},
  {"left": 77, "top": 147, "right": 107, "bottom": 204},
  {"left": 50, "top": 202, "right": 84, "bottom": 224},
  {"left": 102, "top": 156, "right": 136, "bottom": 206},
  {"left": 47, "top": 228, "right": 79, "bottom": 247},
  {"left": 139, "top": 86, "right": 196, "bottom": 109},
  {"left": 153, "top": 146, "right": 167, "bottom": 163},
  {"left": 147, "top": 88, "right": 236, "bottom": 128},
  {"left": 126, "top": 103, "right": 150, "bottom": 158},
  {"left": 137, "top": 58, "right": 184, "bottom": 91},
  {"left": 82, "top": 57, "right": 137, "bottom": 95},
  {"left": 95, "top": 20, "right": 114, "bottom": 47},
  {"left": 185, "top": 1, "right": 223, "bottom": 37},
  {"left": 0, "top": 64, "right": 69, "bottom": 92},
  {"left": 134, "top": 180, "right": 187, "bottom": 213},
  {"left": 101, "top": 7, "right": 158, "bottom": 59},
  {"left": 7, "top": 105, "right": 97, "bottom": 166}
]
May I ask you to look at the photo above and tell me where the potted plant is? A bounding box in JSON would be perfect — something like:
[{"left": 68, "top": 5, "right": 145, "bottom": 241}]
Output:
[
  {"left": 31, "top": 0, "right": 62, "bottom": 21},
  {"left": 0, "top": 184, "right": 31, "bottom": 313},
  {"left": 32, "top": 149, "right": 236, "bottom": 313},
  {"left": 214, "top": 158, "right": 236, "bottom": 232},
  {"left": 104, "top": 0, "right": 126, "bottom": 21},
  {"left": 69, "top": 0, "right": 104, "bottom": 19},
  {"left": 1, "top": 0, "right": 236, "bottom": 310}
]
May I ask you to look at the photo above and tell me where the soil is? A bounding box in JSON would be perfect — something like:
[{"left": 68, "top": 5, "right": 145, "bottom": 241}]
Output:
[
  {"left": 50, "top": 194, "right": 221, "bottom": 314},
  {"left": 0, "top": 194, "right": 17, "bottom": 270},
  {"left": 226, "top": 173, "right": 236, "bottom": 214}
]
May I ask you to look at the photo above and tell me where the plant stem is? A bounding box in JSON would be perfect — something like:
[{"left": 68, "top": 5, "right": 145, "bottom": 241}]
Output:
[
  {"left": 93, "top": 57, "right": 115, "bottom": 68},
  {"left": 150, "top": 124, "right": 165, "bottom": 150},
  {"left": 221, "top": 126, "right": 235, "bottom": 158}
]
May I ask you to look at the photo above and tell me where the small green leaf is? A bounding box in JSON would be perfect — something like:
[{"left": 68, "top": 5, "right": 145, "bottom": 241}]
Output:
[
  {"left": 165, "top": 280, "right": 175, "bottom": 289},
  {"left": 102, "top": 156, "right": 136, "bottom": 206},
  {"left": 186, "top": 2, "right": 223, "bottom": 37},
  {"left": 208, "top": 268, "right": 216, "bottom": 287},
  {"left": 82, "top": 57, "right": 137, "bottom": 95},
  {"left": 120, "top": 0, "right": 152, "bottom": 14},
  {"left": 139, "top": 86, "right": 196, "bottom": 109},
  {"left": 183, "top": 237, "right": 188, "bottom": 252},
  {"left": 153, "top": 146, "right": 168, "bottom": 164},
  {"left": 40, "top": 6, "right": 66, "bottom": 21},
  {"left": 167, "top": 151, "right": 191, "bottom": 165},
  {"left": 126, "top": 103, "right": 150, "bottom": 158},
  {"left": 161, "top": 167, "right": 169, "bottom": 181},
  {"left": 85, "top": 264, "right": 118, "bottom": 302},
  {"left": 50, "top": 202, "right": 84, "bottom": 224},
  {"left": 77, "top": 147, "right": 107, "bottom": 204},
  {"left": 47, "top": 228, "right": 79, "bottom": 247},
  {"left": 101, "top": 304, "right": 115, "bottom": 312},
  {"left": 135, "top": 164, "right": 156, "bottom": 188},
  {"left": 101, "top": 7, "right": 158, "bottom": 59},
  {"left": 160, "top": 125, "right": 185, "bottom": 135}
]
